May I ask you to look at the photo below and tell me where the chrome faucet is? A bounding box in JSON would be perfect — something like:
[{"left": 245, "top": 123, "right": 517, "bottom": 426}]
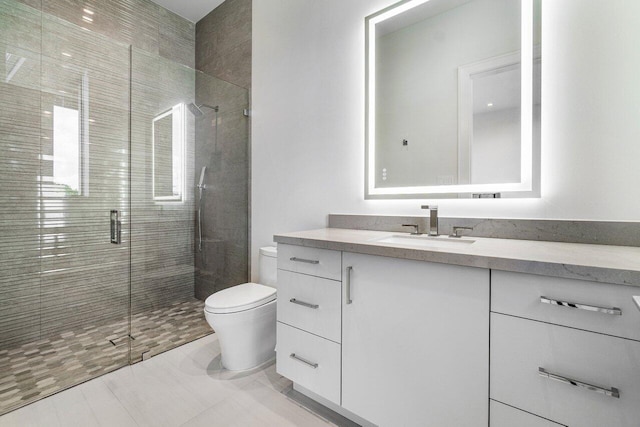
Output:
[{"left": 421, "top": 205, "right": 439, "bottom": 236}]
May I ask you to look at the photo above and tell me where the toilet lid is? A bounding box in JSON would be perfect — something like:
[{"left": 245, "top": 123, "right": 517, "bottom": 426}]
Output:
[{"left": 205, "top": 283, "right": 276, "bottom": 314}]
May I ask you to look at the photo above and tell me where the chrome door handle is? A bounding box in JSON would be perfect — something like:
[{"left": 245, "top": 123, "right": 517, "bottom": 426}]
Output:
[
  {"left": 346, "top": 266, "right": 353, "bottom": 304},
  {"left": 110, "top": 210, "right": 121, "bottom": 244},
  {"left": 289, "top": 257, "right": 319, "bottom": 265},
  {"left": 538, "top": 367, "right": 620, "bottom": 398},
  {"left": 540, "top": 296, "right": 622, "bottom": 316},
  {"left": 633, "top": 296, "right": 640, "bottom": 312},
  {"left": 289, "top": 298, "right": 319, "bottom": 309},
  {"left": 290, "top": 353, "right": 318, "bottom": 369}
]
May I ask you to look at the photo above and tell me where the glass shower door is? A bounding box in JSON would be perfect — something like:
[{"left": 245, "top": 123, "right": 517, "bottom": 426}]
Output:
[
  {"left": 0, "top": 1, "right": 131, "bottom": 414},
  {"left": 38, "top": 13, "right": 132, "bottom": 364}
]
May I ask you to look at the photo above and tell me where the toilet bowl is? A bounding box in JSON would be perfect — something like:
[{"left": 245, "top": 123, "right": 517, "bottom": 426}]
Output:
[{"left": 204, "top": 246, "right": 277, "bottom": 371}]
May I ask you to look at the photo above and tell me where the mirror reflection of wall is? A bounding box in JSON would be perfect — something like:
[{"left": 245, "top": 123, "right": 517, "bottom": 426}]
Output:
[{"left": 376, "top": 0, "right": 521, "bottom": 188}]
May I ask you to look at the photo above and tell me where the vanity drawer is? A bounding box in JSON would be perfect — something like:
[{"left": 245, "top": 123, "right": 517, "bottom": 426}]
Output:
[
  {"left": 491, "top": 313, "right": 640, "bottom": 427},
  {"left": 490, "top": 400, "right": 565, "bottom": 427},
  {"left": 277, "top": 244, "right": 341, "bottom": 281},
  {"left": 276, "top": 322, "right": 341, "bottom": 405},
  {"left": 491, "top": 270, "right": 640, "bottom": 341},
  {"left": 277, "top": 270, "right": 342, "bottom": 343}
]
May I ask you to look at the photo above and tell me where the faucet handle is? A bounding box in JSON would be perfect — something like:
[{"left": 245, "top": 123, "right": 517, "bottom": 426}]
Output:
[
  {"left": 450, "top": 226, "right": 473, "bottom": 238},
  {"left": 402, "top": 224, "right": 421, "bottom": 235}
]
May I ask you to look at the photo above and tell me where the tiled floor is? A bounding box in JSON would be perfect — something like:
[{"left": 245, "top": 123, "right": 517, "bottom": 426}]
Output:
[
  {"left": 0, "top": 333, "right": 346, "bottom": 427},
  {"left": 0, "top": 299, "right": 212, "bottom": 415}
]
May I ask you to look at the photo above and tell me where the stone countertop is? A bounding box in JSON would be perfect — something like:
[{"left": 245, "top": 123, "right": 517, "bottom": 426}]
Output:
[{"left": 273, "top": 228, "right": 640, "bottom": 287}]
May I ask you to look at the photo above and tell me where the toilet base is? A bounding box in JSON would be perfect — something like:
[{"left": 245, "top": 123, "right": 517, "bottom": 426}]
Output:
[{"left": 205, "top": 299, "right": 277, "bottom": 371}]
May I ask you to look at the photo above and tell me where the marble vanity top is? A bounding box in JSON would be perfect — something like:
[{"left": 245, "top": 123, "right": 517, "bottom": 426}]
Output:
[{"left": 273, "top": 228, "right": 640, "bottom": 287}]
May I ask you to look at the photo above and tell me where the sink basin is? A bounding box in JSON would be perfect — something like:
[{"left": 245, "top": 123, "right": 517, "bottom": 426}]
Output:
[{"left": 372, "top": 234, "right": 476, "bottom": 249}]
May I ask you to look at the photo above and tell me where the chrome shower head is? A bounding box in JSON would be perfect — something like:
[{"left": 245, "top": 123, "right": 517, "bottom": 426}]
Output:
[
  {"left": 187, "top": 103, "right": 204, "bottom": 117},
  {"left": 187, "top": 103, "right": 219, "bottom": 117}
]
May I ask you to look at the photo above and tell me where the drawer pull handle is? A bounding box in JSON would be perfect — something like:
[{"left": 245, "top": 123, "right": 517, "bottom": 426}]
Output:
[
  {"left": 633, "top": 296, "right": 640, "bottom": 312},
  {"left": 538, "top": 367, "right": 620, "bottom": 398},
  {"left": 346, "top": 266, "right": 353, "bottom": 304},
  {"left": 540, "top": 296, "right": 622, "bottom": 316},
  {"left": 290, "top": 257, "right": 320, "bottom": 265},
  {"left": 290, "top": 353, "right": 318, "bottom": 369},
  {"left": 289, "top": 298, "right": 319, "bottom": 309}
]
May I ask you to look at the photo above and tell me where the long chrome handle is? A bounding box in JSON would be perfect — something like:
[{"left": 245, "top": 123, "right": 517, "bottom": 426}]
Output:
[
  {"left": 110, "top": 210, "right": 121, "bottom": 244},
  {"left": 289, "top": 257, "right": 319, "bottom": 265},
  {"left": 290, "top": 353, "right": 318, "bottom": 369},
  {"left": 538, "top": 367, "right": 620, "bottom": 398},
  {"left": 346, "top": 266, "right": 353, "bottom": 304},
  {"left": 540, "top": 296, "right": 622, "bottom": 316},
  {"left": 289, "top": 298, "right": 319, "bottom": 309},
  {"left": 633, "top": 296, "right": 640, "bottom": 312}
]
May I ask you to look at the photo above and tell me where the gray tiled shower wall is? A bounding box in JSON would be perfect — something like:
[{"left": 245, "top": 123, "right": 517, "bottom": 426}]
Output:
[
  {"left": 0, "top": 0, "right": 198, "bottom": 349},
  {"left": 194, "top": 0, "right": 252, "bottom": 299},
  {"left": 196, "top": 0, "right": 252, "bottom": 90}
]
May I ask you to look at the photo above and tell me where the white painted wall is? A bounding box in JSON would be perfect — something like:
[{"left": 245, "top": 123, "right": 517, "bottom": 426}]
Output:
[{"left": 251, "top": 0, "right": 640, "bottom": 279}]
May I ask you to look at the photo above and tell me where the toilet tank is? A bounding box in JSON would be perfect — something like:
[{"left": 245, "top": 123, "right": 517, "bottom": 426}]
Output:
[{"left": 259, "top": 246, "right": 278, "bottom": 288}]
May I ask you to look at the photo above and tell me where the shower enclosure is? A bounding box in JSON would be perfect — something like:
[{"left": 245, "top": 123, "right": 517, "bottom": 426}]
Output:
[{"left": 0, "top": 0, "right": 249, "bottom": 414}]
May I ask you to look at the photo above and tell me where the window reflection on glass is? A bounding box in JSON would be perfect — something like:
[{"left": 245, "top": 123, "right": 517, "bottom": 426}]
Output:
[
  {"left": 53, "top": 105, "right": 80, "bottom": 195},
  {"left": 153, "top": 103, "right": 185, "bottom": 202},
  {"left": 5, "top": 52, "right": 26, "bottom": 83}
]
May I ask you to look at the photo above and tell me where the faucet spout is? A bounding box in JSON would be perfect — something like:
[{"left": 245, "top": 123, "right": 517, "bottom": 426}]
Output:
[{"left": 421, "top": 205, "right": 439, "bottom": 236}]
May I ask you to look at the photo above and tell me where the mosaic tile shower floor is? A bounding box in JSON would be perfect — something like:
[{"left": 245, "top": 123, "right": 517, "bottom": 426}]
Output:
[{"left": 0, "top": 299, "right": 211, "bottom": 415}]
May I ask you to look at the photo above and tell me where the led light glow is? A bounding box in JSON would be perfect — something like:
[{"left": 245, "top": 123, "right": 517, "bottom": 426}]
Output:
[{"left": 366, "top": 0, "right": 535, "bottom": 197}]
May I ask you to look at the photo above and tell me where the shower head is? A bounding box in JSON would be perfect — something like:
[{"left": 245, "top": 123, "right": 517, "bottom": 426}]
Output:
[
  {"left": 187, "top": 103, "right": 204, "bottom": 117},
  {"left": 187, "top": 103, "right": 219, "bottom": 117}
]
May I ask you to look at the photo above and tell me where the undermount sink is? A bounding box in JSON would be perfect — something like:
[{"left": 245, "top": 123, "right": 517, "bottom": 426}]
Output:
[{"left": 372, "top": 234, "right": 476, "bottom": 248}]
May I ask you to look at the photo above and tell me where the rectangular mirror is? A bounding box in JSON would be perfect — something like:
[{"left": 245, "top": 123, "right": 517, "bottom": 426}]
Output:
[
  {"left": 365, "top": 0, "right": 541, "bottom": 199},
  {"left": 153, "top": 103, "right": 185, "bottom": 201}
]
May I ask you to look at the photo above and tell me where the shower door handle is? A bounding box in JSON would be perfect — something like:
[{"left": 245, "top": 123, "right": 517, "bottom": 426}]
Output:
[{"left": 110, "top": 210, "right": 121, "bottom": 244}]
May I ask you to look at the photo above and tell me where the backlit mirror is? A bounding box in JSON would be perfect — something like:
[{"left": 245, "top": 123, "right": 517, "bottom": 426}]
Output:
[
  {"left": 153, "top": 103, "right": 185, "bottom": 201},
  {"left": 365, "top": 0, "right": 541, "bottom": 199}
]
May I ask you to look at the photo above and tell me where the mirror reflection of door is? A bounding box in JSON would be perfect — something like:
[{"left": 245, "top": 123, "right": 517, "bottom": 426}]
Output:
[{"left": 471, "top": 65, "right": 522, "bottom": 185}]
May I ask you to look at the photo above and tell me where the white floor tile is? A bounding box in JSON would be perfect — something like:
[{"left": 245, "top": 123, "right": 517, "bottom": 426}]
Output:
[
  {"left": 0, "top": 396, "right": 60, "bottom": 427},
  {"left": 0, "top": 334, "right": 340, "bottom": 427},
  {"left": 79, "top": 377, "right": 138, "bottom": 427},
  {"left": 101, "top": 362, "right": 207, "bottom": 427}
]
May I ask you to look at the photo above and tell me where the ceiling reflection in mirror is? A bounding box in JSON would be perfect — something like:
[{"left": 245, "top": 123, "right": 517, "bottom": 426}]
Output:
[{"left": 366, "top": 0, "right": 541, "bottom": 198}]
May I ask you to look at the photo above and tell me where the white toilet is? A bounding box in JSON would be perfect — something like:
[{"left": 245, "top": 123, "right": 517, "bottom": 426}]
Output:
[{"left": 204, "top": 246, "right": 277, "bottom": 371}]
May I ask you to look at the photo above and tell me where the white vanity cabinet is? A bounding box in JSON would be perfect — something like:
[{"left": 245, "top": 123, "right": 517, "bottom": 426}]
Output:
[
  {"left": 275, "top": 238, "right": 640, "bottom": 427},
  {"left": 341, "top": 252, "right": 490, "bottom": 427},
  {"left": 490, "top": 271, "right": 640, "bottom": 427},
  {"left": 276, "top": 244, "right": 343, "bottom": 405}
]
